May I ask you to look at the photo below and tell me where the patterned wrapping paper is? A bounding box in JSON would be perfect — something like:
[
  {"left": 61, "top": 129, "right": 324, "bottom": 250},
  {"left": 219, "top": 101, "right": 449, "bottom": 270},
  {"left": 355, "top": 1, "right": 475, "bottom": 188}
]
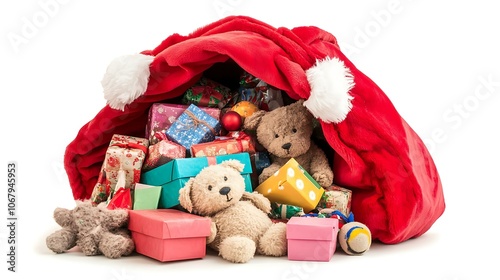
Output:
[
  {"left": 317, "top": 184, "right": 353, "bottom": 217},
  {"left": 145, "top": 103, "right": 221, "bottom": 145},
  {"left": 190, "top": 139, "right": 251, "bottom": 157},
  {"left": 237, "top": 71, "right": 284, "bottom": 111},
  {"left": 181, "top": 77, "right": 234, "bottom": 108},
  {"left": 142, "top": 140, "right": 186, "bottom": 171},
  {"left": 165, "top": 104, "right": 222, "bottom": 152},
  {"left": 270, "top": 202, "right": 305, "bottom": 220},
  {"left": 89, "top": 134, "right": 149, "bottom": 205},
  {"left": 190, "top": 131, "right": 256, "bottom": 158}
]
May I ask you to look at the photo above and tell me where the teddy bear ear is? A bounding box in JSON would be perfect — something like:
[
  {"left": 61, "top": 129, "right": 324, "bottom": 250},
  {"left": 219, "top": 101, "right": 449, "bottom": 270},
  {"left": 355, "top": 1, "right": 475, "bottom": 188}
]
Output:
[
  {"left": 179, "top": 178, "right": 194, "bottom": 213},
  {"left": 220, "top": 160, "right": 244, "bottom": 173},
  {"left": 243, "top": 110, "right": 266, "bottom": 131}
]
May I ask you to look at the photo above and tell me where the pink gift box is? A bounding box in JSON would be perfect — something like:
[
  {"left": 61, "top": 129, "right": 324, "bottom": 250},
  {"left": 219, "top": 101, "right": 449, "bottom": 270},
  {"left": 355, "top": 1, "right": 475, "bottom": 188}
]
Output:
[
  {"left": 128, "top": 209, "right": 211, "bottom": 262},
  {"left": 286, "top": 217, "right": 339, "bottom": 262},
  {"left": 145, "top": 103, "right": 221, "bottom": 145}
]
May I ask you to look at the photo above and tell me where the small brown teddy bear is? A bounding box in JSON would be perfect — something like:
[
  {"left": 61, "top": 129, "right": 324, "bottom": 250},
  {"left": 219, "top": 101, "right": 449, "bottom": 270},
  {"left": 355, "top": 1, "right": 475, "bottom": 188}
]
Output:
[
  {"left": 46, "top": 200, "right": 134, "bottom": 259},
  {"left": 179, "top": 159, "right": 287, "bottom": 263},
  {"left": 244, "top": 99, "right": 334, "bottom": 188}
]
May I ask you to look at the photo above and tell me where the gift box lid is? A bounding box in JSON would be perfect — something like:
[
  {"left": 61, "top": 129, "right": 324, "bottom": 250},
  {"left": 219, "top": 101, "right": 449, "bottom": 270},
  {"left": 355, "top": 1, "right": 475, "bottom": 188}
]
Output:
[
  {"left": 141, "top": 152, "right": 253, "bottom": 185},
  {"left": 128, "top": 209, "right": 211, "bottom": 239},
  {"left": 286, "top": 216, "right": 339, "bottom": 241}
]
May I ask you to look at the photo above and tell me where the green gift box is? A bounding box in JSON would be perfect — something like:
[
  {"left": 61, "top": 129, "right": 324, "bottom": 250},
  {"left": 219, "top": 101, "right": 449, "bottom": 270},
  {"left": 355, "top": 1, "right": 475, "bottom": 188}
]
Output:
[
  {"left": 132, "top": 183, "right": 162, "bottom": 210},
  {"left": 140, "top": 152, "right": 253, "bottom": 209}
]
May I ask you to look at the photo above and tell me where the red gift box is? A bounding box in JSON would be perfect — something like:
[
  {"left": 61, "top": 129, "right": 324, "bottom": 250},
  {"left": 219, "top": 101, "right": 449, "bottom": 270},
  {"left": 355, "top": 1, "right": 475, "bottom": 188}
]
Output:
[
  {"left": 143, "top": 140, "right": 186, "bottom": 171},
  {"left": 190, "top": 131, "right": 255, "bottom": 158},
  {"left": 128, "top": 209, "right": 211, "bottom": 262}
]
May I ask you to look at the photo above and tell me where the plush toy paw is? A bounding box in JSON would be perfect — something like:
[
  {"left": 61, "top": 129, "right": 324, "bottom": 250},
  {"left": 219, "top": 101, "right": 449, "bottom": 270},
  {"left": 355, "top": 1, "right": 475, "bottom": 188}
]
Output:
[
  {"left": 99, "top": 231, "right": 135, "bottom": 259},
  {"left": 46, "top": 229, "right": 77, "bottom": 254},
  {"left": 77, "top": 234, "right": 100, "bottom": 256},
  {"left": 312, "top": 172, "right": 333, "bottom": 188},
  {"left": 257, "top": 222, "right": 287, "bottom": 257},
  {"left": 258, "top": 165, "right": 279, "bottom": 184},
  {"left": 207, "top": 221, "right": 217, "bottom": 244},
  {"left": 219, "top": 236, "right": 256, "bottom": 263}
]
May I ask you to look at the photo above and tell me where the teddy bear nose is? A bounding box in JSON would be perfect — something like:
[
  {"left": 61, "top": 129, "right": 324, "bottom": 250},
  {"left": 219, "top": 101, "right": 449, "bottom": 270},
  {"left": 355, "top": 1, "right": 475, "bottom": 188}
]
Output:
[
  {"left": 282, "top": 143, "right": 292, "bottom": 150},
  {"left": 219, "top": 187, "right": 231, "bottom": 195}
]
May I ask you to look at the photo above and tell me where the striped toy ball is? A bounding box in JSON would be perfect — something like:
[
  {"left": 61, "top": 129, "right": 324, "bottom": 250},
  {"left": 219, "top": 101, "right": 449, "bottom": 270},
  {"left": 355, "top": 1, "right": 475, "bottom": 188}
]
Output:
[{"left": 338, "top": 222, "right": 372, "bottom": 255}]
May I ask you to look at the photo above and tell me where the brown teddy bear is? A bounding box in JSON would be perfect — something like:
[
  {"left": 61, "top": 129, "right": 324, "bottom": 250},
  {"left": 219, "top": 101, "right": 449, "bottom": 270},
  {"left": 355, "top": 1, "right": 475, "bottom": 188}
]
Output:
[
  {"left": 178, "top": 159, "right": 287, "bottom": 263},
  {"left": 243, "top": 99, "right": 334, "bottom": 188},
  {"left": 45, "top": 200, "right": 135, "bottom": 259}
]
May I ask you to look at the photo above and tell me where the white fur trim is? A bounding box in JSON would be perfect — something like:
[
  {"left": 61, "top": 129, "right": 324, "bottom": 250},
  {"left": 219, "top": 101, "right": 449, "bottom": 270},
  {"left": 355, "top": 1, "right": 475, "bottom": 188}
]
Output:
[
  {"left": 303, "top": 57, "right": 355, "bottom": 123},
  {"left": 101, "top": 54, "right": 154, "bottom": 111}
]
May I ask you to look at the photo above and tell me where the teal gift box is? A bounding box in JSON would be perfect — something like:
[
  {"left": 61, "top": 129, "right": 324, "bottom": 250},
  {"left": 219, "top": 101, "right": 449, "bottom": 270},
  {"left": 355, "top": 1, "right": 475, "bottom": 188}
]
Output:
[{"left": 140, "top": 152, "right": 253, "bottom": 208}]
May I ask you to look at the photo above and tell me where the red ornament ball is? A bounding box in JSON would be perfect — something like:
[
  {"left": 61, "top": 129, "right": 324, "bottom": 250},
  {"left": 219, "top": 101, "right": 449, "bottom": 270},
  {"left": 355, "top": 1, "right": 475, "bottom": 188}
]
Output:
[{"left": 221, "top": 110, "right": 243, "bottom": 131}]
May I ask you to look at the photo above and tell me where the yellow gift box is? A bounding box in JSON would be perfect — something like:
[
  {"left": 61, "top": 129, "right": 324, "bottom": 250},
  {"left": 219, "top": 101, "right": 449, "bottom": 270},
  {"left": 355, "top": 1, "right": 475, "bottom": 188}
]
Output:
[{"left": 254, "top": 158, "right": 325, "bottom": 213}]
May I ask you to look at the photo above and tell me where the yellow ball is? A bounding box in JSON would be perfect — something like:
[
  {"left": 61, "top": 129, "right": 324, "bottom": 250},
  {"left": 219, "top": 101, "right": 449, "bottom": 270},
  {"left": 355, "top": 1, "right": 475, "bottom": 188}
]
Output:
[
  {"left": 231, "top": 101, "right": 259, "bottom": 120},
  {"left": 338, "top": 222, "right": 372, "bottom": 255}
]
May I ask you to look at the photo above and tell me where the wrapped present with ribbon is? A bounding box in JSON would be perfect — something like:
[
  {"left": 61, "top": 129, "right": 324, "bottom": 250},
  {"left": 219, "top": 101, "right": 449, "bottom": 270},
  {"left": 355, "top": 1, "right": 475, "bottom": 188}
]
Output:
[
  {"left": 182, "top": 77, "right": 234, "bottom": 108},
  {"left": 317, "top": 184, "right": 352, "bottom": 217},
  {"left": 89, "top": 134, "right": 149, "bottom": 205},
  {"left": 145, "top": 103, "right": 221, "bottom": 145},
  {"left": 143, "top": 139, "right": 186, "bottom": 171},
  {"left": 165, "top": 104, "right": 222, "bottom": 152},
  {"left": 190, "top": 131, "right": 256, "bottom": 158}
]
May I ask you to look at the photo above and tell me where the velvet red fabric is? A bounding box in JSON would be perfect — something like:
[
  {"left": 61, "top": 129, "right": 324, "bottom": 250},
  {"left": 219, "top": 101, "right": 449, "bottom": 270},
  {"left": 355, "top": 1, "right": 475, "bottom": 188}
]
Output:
[{"left": 64, "top": 15, "right": 445, "bottom": 244}]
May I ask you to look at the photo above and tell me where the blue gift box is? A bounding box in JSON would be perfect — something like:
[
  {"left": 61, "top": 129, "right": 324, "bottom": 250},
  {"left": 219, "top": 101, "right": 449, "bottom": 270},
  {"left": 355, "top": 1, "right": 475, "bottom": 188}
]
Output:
[
  {"left": 165, "top": 104, "right": 221, "bottom": 152},
  {"left": 140, "top": 153, "right": 254, "bottom": 209}
]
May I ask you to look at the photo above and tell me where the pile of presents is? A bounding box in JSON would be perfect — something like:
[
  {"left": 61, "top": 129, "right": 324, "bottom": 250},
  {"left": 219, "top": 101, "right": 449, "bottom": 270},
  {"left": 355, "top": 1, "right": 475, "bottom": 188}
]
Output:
[{"left": 88, "top": 72, "right": 353, "bottom": 262}]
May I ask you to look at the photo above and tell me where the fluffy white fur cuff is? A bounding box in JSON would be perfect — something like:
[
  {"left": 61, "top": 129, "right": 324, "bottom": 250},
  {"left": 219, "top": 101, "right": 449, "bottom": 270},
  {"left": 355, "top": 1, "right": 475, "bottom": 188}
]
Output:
[{"left": 303, "top": 57, "right": 355, "bottom": 123}]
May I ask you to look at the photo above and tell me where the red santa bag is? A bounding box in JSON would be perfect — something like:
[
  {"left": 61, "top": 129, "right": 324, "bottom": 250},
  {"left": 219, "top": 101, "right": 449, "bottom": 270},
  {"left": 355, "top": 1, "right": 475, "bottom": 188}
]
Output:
[{"left": 64, "top": 15, "right": 444, "bottom": 244}]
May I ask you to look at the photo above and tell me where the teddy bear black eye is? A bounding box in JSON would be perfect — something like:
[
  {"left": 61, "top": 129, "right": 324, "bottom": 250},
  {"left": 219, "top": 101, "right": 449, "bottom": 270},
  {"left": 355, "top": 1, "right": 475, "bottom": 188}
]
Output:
[
  {"left": 223, "top": 176, "right": 228, "bottom": 181},
  {"left": 208, "top": 185, "right": 213, "bottom": 191},
  {"left": 274, "top": 134, "right": 279, "bottom": 138},
  {"left": 292, "top": 128, "right": 297, "bottom": 133}
]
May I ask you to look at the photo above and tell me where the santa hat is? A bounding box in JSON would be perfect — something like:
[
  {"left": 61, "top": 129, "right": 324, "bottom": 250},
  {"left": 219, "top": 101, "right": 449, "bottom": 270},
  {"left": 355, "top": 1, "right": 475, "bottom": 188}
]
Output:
[{"left": 64, "top": 16, "right": 444, "bottom": 245}]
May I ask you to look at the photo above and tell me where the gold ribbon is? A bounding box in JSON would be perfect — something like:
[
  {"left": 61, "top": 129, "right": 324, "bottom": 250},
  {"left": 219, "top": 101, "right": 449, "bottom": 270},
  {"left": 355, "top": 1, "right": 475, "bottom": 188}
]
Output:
[{"left": 178, "top": 110, "right": 216, "bottom": 135}]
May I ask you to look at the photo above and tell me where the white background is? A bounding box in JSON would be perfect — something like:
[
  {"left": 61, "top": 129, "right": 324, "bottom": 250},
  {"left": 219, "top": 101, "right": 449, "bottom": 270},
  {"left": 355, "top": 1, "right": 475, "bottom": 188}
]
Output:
[{"left": 1, "top": 0, "right": 499, "bottom": 279}]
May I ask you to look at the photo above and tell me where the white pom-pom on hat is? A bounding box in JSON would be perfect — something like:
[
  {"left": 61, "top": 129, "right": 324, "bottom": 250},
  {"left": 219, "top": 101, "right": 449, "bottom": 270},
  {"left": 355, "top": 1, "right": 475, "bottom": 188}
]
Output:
[
  {"left": 101, "top": 54, "right": 154, "bottom": 111},
  {"left": 303, "top": 56, "right": 355, "bottom": 123}
]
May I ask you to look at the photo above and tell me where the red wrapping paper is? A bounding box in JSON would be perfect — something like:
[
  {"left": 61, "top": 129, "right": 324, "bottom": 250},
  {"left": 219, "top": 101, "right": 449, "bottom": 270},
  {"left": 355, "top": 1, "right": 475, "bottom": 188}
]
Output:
[
  {"left": 190, "top": 131, "right": 256, "bottom": 157},
  {"left": 106, "top": 188, "right": 132, "bottom": 210},
  {"left": 143, "top": 140, "right": 186, "bottom": 171}
]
